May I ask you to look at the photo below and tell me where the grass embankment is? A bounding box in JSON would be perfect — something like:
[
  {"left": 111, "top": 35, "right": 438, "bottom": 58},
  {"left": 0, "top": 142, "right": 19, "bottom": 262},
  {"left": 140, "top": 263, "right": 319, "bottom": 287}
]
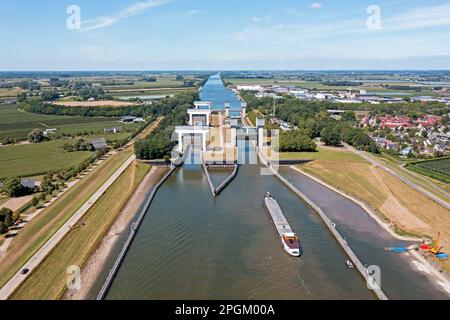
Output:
[
  {"left": 10, "top": 161, "right": 150, "bottom": 300},
  {"left": 0, "top": 149, "right": 133, "bottom": 289},
  {"left": 0, "top": 140, "right": 94, "bottom": 179},
  {"left": 284, "top": 147, "right": 450, "bottom": 272}
]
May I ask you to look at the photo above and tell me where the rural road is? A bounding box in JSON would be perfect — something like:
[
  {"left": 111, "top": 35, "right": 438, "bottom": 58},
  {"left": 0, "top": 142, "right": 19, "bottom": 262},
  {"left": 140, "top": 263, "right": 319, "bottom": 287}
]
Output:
[
  {"left": 352, "top": 149, "right": 450, "bottom": 210},
  {"left": 0, "top": 154, "right": 136, "bottom": 300}
]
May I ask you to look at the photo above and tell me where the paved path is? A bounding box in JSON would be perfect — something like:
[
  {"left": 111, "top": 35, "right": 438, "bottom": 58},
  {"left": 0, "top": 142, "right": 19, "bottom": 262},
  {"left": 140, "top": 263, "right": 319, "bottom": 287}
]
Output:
[
  {"left": 352, "top": 149, "right": 450, "bottom": 210},
  {"left": 0, "top": 155, "right": 136, "bottom": 300}
]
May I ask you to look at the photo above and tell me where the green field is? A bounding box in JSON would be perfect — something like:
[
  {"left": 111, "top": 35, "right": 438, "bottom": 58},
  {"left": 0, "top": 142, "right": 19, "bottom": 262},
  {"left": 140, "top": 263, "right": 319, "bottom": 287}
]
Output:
[
  {"left": 407, "top": 157, "right": 450, "bottom": 183},
  {"left": 51, "top": 121, "right": 137, "bottom": 136},
  {"left": 0, "top": 88, "right": 24, "bottom": 98},
  {"left": 0, "top": 140, "right": 94, "bottom": 179},
  {"left": 103, "top": 79, "right": 187, "bottom": 91},
  {"left": 110, "top": 88, "right": 191, "bottom": 98},
  {"left": 0, "top": 104, "right": 136, "bottom": 141}
]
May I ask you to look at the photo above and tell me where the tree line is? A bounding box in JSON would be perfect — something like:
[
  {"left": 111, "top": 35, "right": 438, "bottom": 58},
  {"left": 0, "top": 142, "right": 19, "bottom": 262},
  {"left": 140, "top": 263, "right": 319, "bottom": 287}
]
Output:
[
  {"left": 243, "top": 94, "right": 379, "bottom": 153},
  {"left": 134, "top": 93, "right": 197, "bottom": 160}
]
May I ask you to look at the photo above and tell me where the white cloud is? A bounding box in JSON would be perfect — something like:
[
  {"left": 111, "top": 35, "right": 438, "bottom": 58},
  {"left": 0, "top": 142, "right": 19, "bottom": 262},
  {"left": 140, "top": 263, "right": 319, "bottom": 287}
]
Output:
[
  {"left": 81, "top": 0, "right": 170, "bottom": 32},
  {"left": 310, "top": 3, "right": 323, "bottom": 9},
  {"left": 186, "top": 9, "right": 202, "bottom": 16},
  {"left": 252, "top": 17, "right": 260, "bottom": 22},
  {"left": 383, "top": 4, "right": 450, "bottom": 32}
]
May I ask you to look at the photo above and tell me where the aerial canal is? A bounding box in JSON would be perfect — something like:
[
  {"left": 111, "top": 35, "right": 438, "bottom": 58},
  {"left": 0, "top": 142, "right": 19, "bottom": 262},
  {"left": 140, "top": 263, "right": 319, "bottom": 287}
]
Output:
[{"left": 102, "top": 74, "right": 447, "bottom": 300}]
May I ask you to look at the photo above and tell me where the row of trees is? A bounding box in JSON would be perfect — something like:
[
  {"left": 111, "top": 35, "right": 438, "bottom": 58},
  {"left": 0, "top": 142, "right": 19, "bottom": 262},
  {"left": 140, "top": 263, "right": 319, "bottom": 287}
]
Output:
[
  {"left": 244, "top": 94, "right": 379, "bottom": 153},
  {"left": 279, "top": 130, "right": 317, "bottom": 152},
  {"left": 20, "top": 90, "right": 197, "bottom": 119},
  {"left": 134, "top": 93, "right": 197, "bottom": 160},
  {"left": 63, "top": 139, "right": 94, "bottom": 152}
]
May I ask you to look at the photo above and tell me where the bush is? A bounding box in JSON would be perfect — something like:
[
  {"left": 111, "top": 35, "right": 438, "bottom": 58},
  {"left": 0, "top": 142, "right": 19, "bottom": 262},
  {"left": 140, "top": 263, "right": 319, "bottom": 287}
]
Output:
[
  {"left": 28, "top": 128, "right": 48, "bottom": 143},
  {"left": 31, "top": 196, "right": 39, "bottom": 207},
  {"left": 2, "top": 177, "right": 27, "bottom": 197},
  {"left": 0, "top": 207, "right": 15, "bottom": 233},
  {"left": 280, "top": 130, "right": 317, "bottom": 152},
  {"left": 321, "top": 125, "right": 342, "bottom": 146}
]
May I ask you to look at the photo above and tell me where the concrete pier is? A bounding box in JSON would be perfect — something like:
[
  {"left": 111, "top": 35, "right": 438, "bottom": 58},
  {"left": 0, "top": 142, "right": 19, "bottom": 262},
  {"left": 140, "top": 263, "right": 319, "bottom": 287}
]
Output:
[{"left": 200, "top": 152, "right": 239, "bottom": 197}]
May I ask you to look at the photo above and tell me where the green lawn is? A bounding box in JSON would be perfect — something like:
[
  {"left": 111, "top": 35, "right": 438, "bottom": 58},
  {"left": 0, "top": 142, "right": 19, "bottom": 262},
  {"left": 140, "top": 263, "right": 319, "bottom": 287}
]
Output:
[{"left": 0, "top": 140, "right": 93, "bottom": 179}]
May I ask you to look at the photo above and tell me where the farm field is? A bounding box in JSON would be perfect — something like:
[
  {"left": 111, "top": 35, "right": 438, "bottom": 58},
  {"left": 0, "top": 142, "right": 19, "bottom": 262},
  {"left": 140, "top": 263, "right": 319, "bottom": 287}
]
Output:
[
  {"left": 375, "top": 153, "right": 450, "bottom": 199},
  {"left": 52, "top": 100, "right": 137, "bottom": 107},
  {"left": 102, "top": 79, "right": 186, "bottom": 90},
  {"left": 0, "top": 104, "right": 133, "bottom": 141},
  {"left": 10, "top": 161, "right": 150, "bottom": 300},
  {"left": 0, "top": 88, "right": 24, "bottom": 97},
  {"left": 51, "top": 121, "right": 138, "bottom": 136},
  {"left": 0, "top": 140, "right": 93, "bottom": 179},
  {"left": 110, "top": 88, "right": 190, "bottom": 98},
  {"left": 0, "top": 149, "right": 133, "bottom": 290},
  {"left": 407, "top": 157, "right": 450, "bottom": 183}
]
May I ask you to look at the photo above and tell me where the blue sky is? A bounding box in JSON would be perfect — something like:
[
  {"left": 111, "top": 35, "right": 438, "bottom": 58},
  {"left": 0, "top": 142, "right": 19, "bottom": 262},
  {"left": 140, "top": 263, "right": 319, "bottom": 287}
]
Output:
[{"left": 1, "top": 0, "right": 450, "bottom": 70}]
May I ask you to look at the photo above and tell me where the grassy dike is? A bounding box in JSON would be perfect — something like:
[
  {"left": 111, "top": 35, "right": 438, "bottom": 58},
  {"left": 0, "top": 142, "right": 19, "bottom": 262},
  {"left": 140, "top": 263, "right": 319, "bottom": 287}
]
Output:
[
  {"left": 0, "top": 150, "right": 133, "bottom": 290},
  {"left": 10, "top": 161, "right": 150, "bottom": 300},
  {"left": 289, "top": 147, "right": 450, "bottom": 273}
]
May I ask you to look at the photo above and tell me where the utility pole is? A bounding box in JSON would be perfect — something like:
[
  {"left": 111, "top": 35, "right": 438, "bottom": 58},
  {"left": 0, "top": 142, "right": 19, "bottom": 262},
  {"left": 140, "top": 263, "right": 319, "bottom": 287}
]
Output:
[{"left": 273, "top": 96, "right": 276, "bottom": 118}]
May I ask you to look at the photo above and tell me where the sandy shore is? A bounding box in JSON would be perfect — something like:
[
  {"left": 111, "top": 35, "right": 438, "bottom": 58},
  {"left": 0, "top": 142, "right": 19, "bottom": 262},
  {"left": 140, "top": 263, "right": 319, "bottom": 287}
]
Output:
[{"left": 63, "top": 166, "right": 168, "bottom": 300}]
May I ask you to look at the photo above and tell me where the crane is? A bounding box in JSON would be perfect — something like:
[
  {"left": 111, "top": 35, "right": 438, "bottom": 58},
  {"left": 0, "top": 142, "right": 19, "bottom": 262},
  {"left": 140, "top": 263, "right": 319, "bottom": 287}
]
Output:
[{"left": 430, "top": 232, "right": 444, "bottom": 255}]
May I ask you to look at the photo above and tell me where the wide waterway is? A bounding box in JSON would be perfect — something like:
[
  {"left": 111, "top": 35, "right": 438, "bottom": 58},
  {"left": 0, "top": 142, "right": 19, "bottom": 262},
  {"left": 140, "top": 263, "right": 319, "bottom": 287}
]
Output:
[{"left": 103, "top": 74, "right": 447, "bottom": 300}]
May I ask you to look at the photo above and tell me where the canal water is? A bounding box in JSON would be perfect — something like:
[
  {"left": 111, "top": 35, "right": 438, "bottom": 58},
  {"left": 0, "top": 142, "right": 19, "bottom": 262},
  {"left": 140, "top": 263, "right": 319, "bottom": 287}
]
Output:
[
  {"left": 104, "top": 74, "right": 447, "bottom": 300},
  {"left": 200, "top": 73, "right": 242, "bottom": 113},
  {"left": 106, "top": 161, "right": 374, "bottom": 300},
  {"left": 280, "top": 167, "right": 448, "bottom": 300}
]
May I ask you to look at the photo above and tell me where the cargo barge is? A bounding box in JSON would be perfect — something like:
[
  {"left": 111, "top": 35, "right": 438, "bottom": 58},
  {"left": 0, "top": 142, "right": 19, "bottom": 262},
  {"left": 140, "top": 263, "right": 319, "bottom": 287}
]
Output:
[{"left": 264, "top": 192, "right": 302, "bottom": 257}]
